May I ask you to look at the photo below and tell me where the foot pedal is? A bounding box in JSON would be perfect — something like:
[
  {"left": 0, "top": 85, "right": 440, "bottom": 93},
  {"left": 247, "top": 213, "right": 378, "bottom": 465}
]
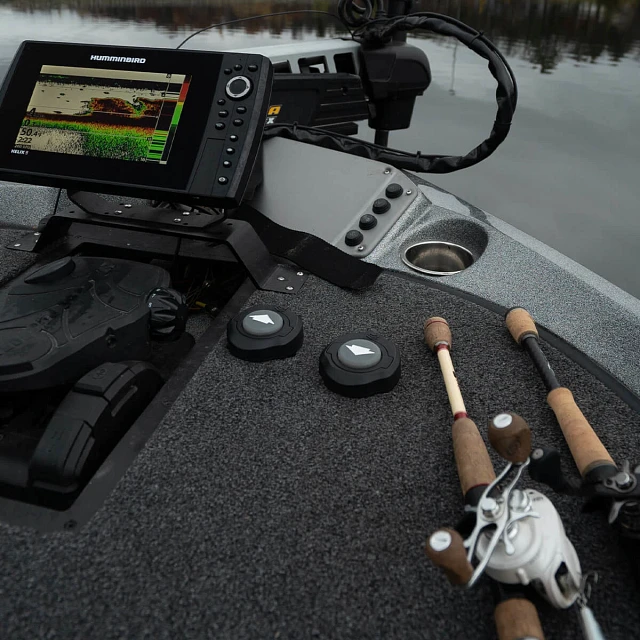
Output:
[
  {"left": 29, "top": 361, "right": 163, "bottom": 494},
  {"left": 0, "top": 257, "right": 183, "bottom": 392}
]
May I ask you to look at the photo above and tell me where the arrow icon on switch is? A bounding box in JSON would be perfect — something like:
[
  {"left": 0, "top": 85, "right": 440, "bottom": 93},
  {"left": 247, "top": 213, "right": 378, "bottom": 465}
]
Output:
[
  {"left": 249, "top": 314, "right": 275, "bottom": 325},
  {"left": 346, "top": 344, "right": 375, "bottom": 356}
]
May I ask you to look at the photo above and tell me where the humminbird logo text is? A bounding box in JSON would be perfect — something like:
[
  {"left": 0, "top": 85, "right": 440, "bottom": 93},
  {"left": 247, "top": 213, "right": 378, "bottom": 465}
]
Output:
[{"left": 90, "top": 55, "right": 146, "bottom": 63}]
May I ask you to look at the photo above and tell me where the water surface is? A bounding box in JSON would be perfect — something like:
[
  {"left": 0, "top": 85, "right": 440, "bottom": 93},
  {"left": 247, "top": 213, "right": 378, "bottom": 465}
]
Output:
[{"left": 1, "top": 0, "right": 639, "bottom": 296}]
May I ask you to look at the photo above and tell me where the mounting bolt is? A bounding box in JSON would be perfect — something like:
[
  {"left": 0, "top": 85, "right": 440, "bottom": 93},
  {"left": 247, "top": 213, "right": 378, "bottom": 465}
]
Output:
[
  {"left": 13, "top": 243, "right": 21, "bottom": 247},
  {"left": 183, "top": 211, "right": 190, "bottom": 216},
  {"left": 286, "top": 286, "right": 294, "bottom": 291},
  {"left": 277, "top": 276, "right": 286, "bottom": 282},
  {"left": 357, "top": 245, "right": 365, "bottom": 252},
  {"left": 532, "top": 448, "right": 544, "bottom": 460},
  {"left": 174, "top": 218, "right": 182, "bottom": 223},
  {"left": 481, "top": 497, "right": 500, "bottom": 518},
  {"left": 124, "top": 204, "right": 132, "bottom": 208},
  {"left": 615, "top": 472, "right": 634, "bottom": 489},
  {"left": 384, "top": 168, "right": 391, "bottom": 175},
  {"left": 406, "top": 190, "right": 413, "bottom": 195},
  {"left": 297, "top": 272, "right": 304, "bottom": 277},
  {"left": 115, "top": 210, "right": 123, "bottom": 214}
]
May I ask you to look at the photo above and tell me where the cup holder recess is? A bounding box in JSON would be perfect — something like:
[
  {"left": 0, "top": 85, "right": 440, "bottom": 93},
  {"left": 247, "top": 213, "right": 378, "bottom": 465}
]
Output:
[
  {"left": 403, "top": 241, "right": 474, "bottom": 276},
  {"left": 400, "top": 218, "right": 489, "bottom": 277}
]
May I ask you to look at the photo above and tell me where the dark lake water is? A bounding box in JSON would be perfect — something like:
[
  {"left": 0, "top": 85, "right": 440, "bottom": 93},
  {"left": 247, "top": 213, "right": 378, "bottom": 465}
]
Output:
[{"left": 1, "top": 0, "right": 639, "bottom": 297}]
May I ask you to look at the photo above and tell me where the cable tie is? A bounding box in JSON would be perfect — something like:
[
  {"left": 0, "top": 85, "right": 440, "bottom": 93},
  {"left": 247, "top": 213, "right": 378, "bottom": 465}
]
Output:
[{"left": 469, "top": 30, "right": 485, "bottom": 47}]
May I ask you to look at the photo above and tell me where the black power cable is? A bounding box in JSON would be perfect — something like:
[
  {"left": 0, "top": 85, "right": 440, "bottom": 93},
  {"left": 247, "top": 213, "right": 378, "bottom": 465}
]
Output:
[
  {"left": 174, "top": 3, "right": 517, "bottom": 174},
  {"left": 267, "top": 10, "right": 518, "bottom": 174}
]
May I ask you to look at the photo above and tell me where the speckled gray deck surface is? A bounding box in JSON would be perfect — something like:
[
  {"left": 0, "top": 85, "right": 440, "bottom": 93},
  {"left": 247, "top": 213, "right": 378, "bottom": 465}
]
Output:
[
  {"left": 1, "top": 271, "right": 639, "bottom": 640},
  {"left": 367, "top": 182, "right": 640, "bottom": 399},
  {"left": 0, "top": 227, "right": 40, "bottom": 284}
]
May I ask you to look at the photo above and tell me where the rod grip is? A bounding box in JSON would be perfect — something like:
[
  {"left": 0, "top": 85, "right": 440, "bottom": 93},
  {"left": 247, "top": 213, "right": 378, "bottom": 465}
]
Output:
[
  {"left": 452, "top": 417, "right": 496, "bottom": 496},
  {"left": 425, "top": 529, "right": 473, "bottom": 586},
  {"left": 547, "top": 387, "right": 615, "bottom": 476},
  {"left": 506, "top": 308, "right": 539, "bottom": 344},
  {"left": 494, "top": 598, "right": 545, "bottom": 640},
  {"left": 488, "top": 413, "right": 532, "bottom": 464},
  {"left": 424, "top": 317, "right": 452, "bottom": 351}
]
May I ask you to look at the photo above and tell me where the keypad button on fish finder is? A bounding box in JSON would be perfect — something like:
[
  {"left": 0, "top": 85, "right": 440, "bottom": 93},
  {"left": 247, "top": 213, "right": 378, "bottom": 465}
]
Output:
[
  {"left": 227, "top": 307, "right": 304, "bottom": 362},
  {"left": 226, "top": 76, "right": 253, "bottom": 100},
  {"left": 319, "top": 333, "right": 401, "bottom": 398}
]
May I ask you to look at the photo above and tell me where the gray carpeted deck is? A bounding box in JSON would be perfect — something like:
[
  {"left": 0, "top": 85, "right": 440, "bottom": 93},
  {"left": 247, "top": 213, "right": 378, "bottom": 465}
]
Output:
[{"left": 0, "top": 263, "right": 638, "bottom": 639}]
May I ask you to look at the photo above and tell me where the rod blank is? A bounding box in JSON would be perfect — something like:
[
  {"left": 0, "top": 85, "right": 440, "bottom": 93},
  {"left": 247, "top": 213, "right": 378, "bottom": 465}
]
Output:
[{"left": 505, "top": 308, "right": 616, "bottom": 478}]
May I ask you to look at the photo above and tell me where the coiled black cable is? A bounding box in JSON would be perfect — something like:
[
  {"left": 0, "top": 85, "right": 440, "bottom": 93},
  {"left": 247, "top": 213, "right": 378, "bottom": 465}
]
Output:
[
  {"left": 337, "top": 0, "right": 376, "bottom": 28},
  {"left": 266, "top": 10, "right": 518, "bottom": 174}
]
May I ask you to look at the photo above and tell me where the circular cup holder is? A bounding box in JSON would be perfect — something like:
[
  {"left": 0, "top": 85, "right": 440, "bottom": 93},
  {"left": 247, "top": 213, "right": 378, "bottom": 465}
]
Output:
[{"left": 402, "top": 241, "right": 475, "bottom": 276}]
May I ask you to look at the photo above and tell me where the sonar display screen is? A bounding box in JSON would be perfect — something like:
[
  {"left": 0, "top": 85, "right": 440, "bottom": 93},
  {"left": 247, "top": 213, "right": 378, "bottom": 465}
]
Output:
[{"left": 14, "top": 65, "right": 191, "bottom": 164}]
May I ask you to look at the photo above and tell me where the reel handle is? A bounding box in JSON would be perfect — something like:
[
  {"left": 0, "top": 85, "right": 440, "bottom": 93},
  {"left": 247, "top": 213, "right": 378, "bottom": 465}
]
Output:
[
  {"left": 547, "top": 387, "right": 615, "bottom": 478},
  {"left": 494, "top": 598, "right": 545, "bottom": 640},
  {"left": 452, "top": 417, "right": 496, "bottom": 496},
  {"left": 488, "top": 413, "right": 532, "bottom": 464},
  {"left": 425, "top": 528, "right": 473, "bottom": 586}
]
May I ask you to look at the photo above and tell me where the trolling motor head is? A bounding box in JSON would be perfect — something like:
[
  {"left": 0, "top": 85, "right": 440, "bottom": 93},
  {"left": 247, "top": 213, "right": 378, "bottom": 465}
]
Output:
[{"left": 426, "top": 413, "right": 582, "bottom": 609}]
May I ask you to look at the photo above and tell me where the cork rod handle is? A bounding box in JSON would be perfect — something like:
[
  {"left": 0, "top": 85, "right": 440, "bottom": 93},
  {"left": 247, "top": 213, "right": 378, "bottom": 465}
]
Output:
[
  {"left": 547, "top": 387, "right": 615, "bottom": 477},
  {"left": 452, "top": 417, "right": 496, "bottom": 496},
  {"left": 495, "top": 598, "right": 545, "bottom": 640}
]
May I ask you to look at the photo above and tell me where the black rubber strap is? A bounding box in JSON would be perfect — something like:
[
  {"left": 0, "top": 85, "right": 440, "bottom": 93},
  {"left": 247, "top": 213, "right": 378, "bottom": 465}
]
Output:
[{"left": 231, "top": 204, "right": 382, "bottom": 290}]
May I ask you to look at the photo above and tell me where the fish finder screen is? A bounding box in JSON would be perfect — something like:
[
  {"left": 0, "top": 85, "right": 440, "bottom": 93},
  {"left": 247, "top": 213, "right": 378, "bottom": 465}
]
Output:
[{"left": 13, "top": 65, "right": 191, "bottom": 164}]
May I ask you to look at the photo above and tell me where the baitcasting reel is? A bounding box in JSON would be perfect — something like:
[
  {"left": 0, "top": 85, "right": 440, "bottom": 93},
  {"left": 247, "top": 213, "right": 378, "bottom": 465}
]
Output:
[{"left": 427, "top": 413, "right": 582, "bottom": 609}]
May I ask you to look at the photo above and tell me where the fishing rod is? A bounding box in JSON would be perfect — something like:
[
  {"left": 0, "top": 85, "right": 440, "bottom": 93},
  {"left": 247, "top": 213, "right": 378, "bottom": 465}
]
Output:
[
  {"left": 423, "top": 317, "right": 605, "bottom": 640},
  {"left": 422, "top": 318, "right": 544, "bottom": 639},
  {"left": 505, "top": 308, "right": 640, "bottom": 553}
]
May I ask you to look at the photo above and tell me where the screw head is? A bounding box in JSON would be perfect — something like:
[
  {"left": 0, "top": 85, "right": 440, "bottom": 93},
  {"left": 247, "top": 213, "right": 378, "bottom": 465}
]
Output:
[
  {"left": 406, "top": 190, "right": 413, "bottom": 195},
  {"left": 297, "top": 272, "right": 304, "bottom": 277},
  {"left": 124, "top": 204, "right": 132, "bottom": 208},
  {"left": 174, "top": 218, "right": 182, "bottom": 223},
  {"left": 277, "top": 276, "right": 286, "bottom": 281},
  {"left": 492, "top": 413, "right": 513, "bottom": 429},
  {"left": 384, "top": 168, "right": 391, "bottom": 175},
  {"left": 429, "top": 530, "right": 452, "bottom": 552},
  {"left": 357, "top": 245, "right": 365, "bottom": 252},
  {"left": 481, "top": 497, "right": 500, "bottom": 518},
  {"left": 532, "top": 448, "right": 544, "bottom": 460},
  {"left": 13, "top": 243, "right": 21, "bottom": 247},
  {"left": 286, "top": 286, "right": 294, "bottom": 291},
  {"left": 34, "top": 232, "right": 41, "bottom": 236}
]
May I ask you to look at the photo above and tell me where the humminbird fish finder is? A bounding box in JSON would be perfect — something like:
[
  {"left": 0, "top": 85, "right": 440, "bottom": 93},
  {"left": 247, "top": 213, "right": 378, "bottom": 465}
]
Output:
[{"left": 0, "top": 41, "right": 273, "bottom": 207}]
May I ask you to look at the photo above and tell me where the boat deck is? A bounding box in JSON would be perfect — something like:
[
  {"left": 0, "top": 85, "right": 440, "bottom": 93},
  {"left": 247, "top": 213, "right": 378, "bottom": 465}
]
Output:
[{"left": 0, "top": 247, "right": 638, "bottom": 637}]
